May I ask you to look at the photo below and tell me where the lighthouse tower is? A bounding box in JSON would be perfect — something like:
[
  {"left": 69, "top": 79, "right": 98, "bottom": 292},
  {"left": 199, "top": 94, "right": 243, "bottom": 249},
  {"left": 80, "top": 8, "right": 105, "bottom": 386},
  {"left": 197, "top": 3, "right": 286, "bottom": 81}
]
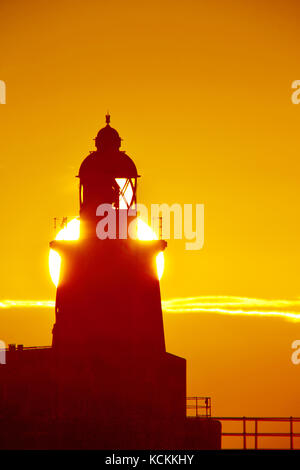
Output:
[
  {"left": 0, "top": 116, "right": 221, "bottom": 450},
  {"left": 50, "top": 115, "right": 187, "bottom": 448}
]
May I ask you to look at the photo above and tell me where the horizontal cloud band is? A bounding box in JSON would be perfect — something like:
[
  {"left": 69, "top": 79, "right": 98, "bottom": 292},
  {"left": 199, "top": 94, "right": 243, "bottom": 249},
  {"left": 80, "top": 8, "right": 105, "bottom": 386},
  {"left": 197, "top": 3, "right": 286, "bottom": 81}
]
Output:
[
  {"left": 1, "top": 296, "right": 300, "bottom": 321},
  {"left": 162, "top": 296, "right": 300, "bottom": 321},
  {"left": 0, "top": 300, "right": 55, "bottom": 308}
]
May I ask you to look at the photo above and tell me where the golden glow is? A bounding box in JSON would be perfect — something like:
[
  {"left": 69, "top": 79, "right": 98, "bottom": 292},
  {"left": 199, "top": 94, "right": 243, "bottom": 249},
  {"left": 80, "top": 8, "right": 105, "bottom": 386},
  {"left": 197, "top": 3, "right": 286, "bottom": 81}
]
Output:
[
  {"left": 2, "top": 1, "right": 300, "bottom": 431},
  {"left": 49, "top": 217, "right": 164, "bottom": 287}
]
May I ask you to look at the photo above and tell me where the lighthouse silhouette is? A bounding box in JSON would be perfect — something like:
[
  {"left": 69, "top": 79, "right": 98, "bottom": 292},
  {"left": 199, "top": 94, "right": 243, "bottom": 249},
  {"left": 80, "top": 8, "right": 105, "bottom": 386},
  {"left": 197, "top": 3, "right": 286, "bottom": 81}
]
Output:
[
  {"left": 0, "top": 116, "right": 221, "bottom": 449},
  {"left": 52, "top": 114, "right": 166, "bottom": 358}
]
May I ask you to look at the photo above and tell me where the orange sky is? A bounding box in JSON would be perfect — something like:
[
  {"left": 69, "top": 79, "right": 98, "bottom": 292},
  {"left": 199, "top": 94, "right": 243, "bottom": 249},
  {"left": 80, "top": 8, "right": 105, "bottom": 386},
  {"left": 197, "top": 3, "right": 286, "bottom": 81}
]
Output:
[{"left": 1, "top": 0, "right": 300, "bottom": 448}]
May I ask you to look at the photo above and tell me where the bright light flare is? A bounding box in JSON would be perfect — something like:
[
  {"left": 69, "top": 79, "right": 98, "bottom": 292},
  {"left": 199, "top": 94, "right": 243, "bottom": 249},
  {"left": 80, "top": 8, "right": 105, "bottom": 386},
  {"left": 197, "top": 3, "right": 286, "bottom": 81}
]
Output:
[
  {"left": 137, "top": 218, "right": 165, "bottom": 280},
  {"left": 49, "top": 217, "right": 164, "bottom": 287},
  {"left": 115, "top": 178, "right": 134, "bottom": 209},
  {"left": 49, "top": 218, "right": 80, "bottom": 287}
]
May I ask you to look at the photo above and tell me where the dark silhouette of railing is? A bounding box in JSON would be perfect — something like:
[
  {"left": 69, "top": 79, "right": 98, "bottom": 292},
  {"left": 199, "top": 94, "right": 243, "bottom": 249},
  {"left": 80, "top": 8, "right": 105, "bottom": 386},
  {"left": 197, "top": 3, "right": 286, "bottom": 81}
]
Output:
[
  {"left": 6, "top": 345, "right": 52, "bottom": 351},
  {"left": 212, "top": 416, "right": 300, "bottom": 449},
  {"left": 186, "top": 396, "right": 211, "bottom": 418},
  {"left": 186, "top": 399, "right": 300, "bottom": 449}
]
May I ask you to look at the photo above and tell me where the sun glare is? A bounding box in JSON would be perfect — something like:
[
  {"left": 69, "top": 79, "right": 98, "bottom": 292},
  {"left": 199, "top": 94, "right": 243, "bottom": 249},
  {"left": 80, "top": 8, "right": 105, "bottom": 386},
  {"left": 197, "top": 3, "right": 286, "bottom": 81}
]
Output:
[{"left": 49, "top": 218, "right": 164, "bottom": 287}]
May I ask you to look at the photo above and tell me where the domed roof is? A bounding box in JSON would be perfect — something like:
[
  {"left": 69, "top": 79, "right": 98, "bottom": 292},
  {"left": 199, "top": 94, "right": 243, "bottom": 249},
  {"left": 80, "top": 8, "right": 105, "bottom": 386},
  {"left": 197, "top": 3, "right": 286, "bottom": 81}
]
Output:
[
  {"left": 95, "top": 114, "right": 121, "bottom": 151},
  {"left": 79, "top": 114, "right": 138, "bottom": 179},
  {"left": 79, "top": 151, "right": 138, "bottom": 179}
]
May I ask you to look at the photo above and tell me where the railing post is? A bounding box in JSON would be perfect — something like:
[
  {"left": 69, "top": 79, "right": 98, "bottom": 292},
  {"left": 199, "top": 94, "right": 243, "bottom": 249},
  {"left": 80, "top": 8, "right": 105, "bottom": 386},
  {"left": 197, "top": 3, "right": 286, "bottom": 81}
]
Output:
[
  {"left": 254, "top": 419, "right": 258, "bottom": 450},
  {"left": 290, "top": 417, "right": 293, "bottom": 450},
  {"left": 196, "top": 397, "right": 198, "bottom": 418},
  {"left": 243, "top": 417, "right": 247, "bottom": 449}
]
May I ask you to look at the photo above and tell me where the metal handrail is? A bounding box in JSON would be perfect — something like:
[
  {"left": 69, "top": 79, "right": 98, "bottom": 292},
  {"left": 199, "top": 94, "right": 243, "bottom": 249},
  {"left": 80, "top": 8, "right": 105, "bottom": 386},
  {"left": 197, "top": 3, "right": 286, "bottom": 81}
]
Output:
[
  {"left": 213, "top": 416, "right": 300, "bottom": 449},
  {"left": 4, "top": 345, "right": 52, "bottom": 351},
  {"left": 186, "top": 396, "right": 211, "bottom": 418},
  {"left": 186, "top": 398, "right": 300, "bottom": 449}
]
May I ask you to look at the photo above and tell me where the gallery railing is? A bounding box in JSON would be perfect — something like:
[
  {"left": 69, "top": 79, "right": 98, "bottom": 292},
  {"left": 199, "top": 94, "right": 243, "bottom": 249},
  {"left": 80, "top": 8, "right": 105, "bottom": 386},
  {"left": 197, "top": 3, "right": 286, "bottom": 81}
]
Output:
[{"left": 186, "top": 396, "right": 211, "bottom": 418}]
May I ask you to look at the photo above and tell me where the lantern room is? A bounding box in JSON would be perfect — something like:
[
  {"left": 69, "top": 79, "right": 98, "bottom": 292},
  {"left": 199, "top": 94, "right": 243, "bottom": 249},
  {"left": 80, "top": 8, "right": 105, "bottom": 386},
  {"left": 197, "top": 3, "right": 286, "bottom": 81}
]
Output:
[{"left": 78, "top": 114, "right": 139, "bottom": 237}]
